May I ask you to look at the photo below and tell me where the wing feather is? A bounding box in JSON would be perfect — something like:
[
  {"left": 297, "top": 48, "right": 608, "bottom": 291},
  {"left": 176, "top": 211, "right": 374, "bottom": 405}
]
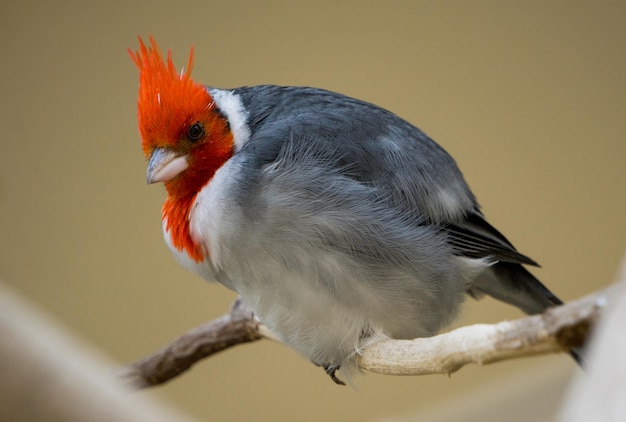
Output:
[{"left": 444, "top": 213, "right": 539, "bottom": 266}]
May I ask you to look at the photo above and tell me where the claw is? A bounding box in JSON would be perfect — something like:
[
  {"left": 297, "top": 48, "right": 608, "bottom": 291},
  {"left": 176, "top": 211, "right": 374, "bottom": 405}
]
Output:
[{"left": 324, "top": 365, "right": 346, "bottom": 386}]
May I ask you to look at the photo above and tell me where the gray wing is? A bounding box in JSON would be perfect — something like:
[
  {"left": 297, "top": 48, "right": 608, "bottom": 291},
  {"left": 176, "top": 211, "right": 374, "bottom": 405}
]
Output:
[{"left": 237, "top": 85, "right": 537, "bottom": 266}]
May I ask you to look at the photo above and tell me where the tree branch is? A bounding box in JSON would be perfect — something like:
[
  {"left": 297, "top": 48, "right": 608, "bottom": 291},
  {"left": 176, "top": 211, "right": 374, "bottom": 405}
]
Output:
[
  {"left": 115, "top": 298, "right": 267, "bottom": 388},
  {"left": 117, "top": 285, "right": 614, "bottom": 388},
  {"left": 357, "top": 286, "right": 605, "bottom": 375}
]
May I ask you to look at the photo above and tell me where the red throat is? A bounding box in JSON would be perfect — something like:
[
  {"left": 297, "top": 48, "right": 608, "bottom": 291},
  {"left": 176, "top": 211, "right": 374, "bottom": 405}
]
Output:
[{"left": 162, "top": 195, "right": 204, "bottom": 262}]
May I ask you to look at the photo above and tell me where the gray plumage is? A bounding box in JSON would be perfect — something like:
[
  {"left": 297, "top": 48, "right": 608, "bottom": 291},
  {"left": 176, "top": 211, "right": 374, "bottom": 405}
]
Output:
[{"left": 183, "top": 85, "right": 572, "bottom": 382}]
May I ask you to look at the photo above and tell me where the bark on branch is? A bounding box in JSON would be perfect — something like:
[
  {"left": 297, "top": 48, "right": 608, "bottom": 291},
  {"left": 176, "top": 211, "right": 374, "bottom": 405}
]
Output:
[{"left": 118, "top": 285, "right": 614, "bottom": 388}]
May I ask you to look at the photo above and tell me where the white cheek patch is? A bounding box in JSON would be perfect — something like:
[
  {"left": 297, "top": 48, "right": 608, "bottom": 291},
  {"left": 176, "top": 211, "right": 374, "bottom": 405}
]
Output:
[{"left": 209, "top": 88, "right": 251, "bottom": 151}]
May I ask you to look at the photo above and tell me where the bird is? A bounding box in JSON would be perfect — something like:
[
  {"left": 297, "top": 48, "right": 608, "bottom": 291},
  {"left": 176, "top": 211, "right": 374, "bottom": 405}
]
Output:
[{"left": 129, "top": 36, "right": 578, "bottom": 384}]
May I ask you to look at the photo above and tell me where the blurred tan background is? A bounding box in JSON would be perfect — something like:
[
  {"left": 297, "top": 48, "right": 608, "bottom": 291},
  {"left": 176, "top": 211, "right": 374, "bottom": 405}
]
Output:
[{"left": 1, "top": 1, "right": 625, "bottom": 421}]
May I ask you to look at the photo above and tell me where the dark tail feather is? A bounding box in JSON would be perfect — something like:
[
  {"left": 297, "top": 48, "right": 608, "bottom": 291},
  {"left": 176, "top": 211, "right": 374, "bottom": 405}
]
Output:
[
  {"left": 471, "top": 262, "right": 561, "bottom": 314},
  {"left": 470, "top": 262, "right": 584, "bottom": 366}
]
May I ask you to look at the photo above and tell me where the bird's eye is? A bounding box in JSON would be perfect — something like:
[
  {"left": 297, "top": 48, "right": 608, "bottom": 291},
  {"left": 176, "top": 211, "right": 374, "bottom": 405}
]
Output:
[{"left": 187, "top": 122, "right": 204, "bottom": 141}]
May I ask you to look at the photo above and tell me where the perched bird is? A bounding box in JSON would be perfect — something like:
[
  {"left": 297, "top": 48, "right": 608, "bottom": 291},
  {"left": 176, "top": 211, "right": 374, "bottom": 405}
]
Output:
[{"left": 129, "top": 37, "right": 576, "bottom": 384}]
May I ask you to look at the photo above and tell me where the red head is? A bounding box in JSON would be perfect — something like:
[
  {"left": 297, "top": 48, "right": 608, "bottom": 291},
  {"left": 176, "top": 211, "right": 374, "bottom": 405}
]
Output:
[
  {"left": 129, "top": 37, "right": 233, "bottom": 261},
  {"left": 129, "top": 36, "right": 233, "bottom": 194}
]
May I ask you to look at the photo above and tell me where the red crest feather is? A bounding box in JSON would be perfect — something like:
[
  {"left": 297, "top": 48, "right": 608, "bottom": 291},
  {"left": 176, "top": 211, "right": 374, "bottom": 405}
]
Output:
[{"left": 128, "top": 36, "right": 213, "bottom": 156}]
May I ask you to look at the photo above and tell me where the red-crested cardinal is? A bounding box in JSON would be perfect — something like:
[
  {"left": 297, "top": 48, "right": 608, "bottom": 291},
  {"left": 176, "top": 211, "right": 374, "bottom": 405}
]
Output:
[{"left": 129, "top": 37, "right": 579, "bottom": 384}]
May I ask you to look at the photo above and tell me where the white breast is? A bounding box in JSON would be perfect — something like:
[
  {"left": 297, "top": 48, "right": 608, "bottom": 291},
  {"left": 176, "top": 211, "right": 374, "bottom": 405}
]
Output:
[
  {"left": 162, "top": 216, "right": 216, "bottom": 282},
  {"left": 186, "top": 157, "right": 245, "bottom": 289}
]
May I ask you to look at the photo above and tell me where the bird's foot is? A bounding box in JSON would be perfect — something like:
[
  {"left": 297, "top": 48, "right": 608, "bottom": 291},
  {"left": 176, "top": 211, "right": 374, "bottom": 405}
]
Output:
[{"left": 324, "top": 364, "right": 346, "bottom": 386}]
